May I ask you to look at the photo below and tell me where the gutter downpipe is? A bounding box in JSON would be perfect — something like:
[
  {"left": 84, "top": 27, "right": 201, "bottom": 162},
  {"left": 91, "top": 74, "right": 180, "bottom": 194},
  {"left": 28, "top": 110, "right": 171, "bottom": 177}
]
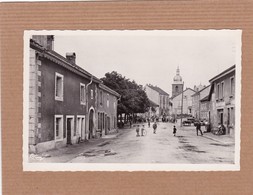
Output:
[{"left": 85, "top": 76, "right": 93, "bottom": 140}]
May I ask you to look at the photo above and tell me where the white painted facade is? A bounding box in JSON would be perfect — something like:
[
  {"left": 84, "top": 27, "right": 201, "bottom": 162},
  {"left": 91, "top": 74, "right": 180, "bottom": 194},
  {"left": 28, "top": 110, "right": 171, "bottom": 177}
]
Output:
[
  {"left": 171, "top": 88, "right": 195, "bottom": 115},
  {"left": 145, "top": 85, "right": 160, "bottom": 105}
]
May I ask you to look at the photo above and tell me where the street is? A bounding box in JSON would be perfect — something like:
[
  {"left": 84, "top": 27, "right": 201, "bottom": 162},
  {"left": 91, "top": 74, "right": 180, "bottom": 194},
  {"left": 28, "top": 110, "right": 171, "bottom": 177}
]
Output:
[{"left": 65, "top": 122, "right": 235, "bottom": 164}]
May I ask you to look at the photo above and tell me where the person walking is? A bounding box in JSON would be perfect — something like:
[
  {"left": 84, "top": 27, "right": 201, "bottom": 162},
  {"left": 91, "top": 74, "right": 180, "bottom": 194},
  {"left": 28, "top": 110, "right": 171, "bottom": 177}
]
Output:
[
  {"left": 153, "top": 122, "right": 157, "bottom": 134},
  {"left": 196, "top": 121, "right": 203, "bottom": 136},
  {"left": 147, "top": 118, "right": 150, "bottom": 128},
  {"left": 173, "top": 125, "right": 177, "bottom": 136},
  {"left": 141, "top": 125, "right": 145, "bottom": 136},
  {"left": 136, "top": 125, "right": 140, "bottom": 137}
]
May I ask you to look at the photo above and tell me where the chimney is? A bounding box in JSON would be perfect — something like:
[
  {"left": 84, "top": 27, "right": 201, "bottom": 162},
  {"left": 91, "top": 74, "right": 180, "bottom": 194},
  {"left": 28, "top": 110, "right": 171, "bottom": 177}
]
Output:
[
  {"left": 66, "top": 52, "right": 76, "bottom": 64},
  {"left": 32, "top": 35, "right": 54, "bottom": 50}
]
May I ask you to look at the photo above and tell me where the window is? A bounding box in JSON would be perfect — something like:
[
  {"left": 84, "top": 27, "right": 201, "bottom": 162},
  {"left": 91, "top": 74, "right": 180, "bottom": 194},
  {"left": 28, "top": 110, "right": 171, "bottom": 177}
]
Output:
[
  {"left": 113, "top": 101, "right": 116, "bottom": 109},
  {"left": 100, "top": 90, "right": 103, "bottom": 106},
  {"left": 175, "top": 86, "right": 178, "bottom": 93},
  {"left": 107, "top": 93, "right": 109, "bottom": 107},
  {"left": 55, "top": 73, "right": 64, "bottom": 101},
  {"left": 91, "top": 89, "right": 94, "bottom": 99},
  {"left": 55, "top": 115, "right": 63, "bottom": 140},
  {"left": 97, "top": 113, "right": 103, "bottom": 130},
  {"left": 216, "top": 84, "right": 220, "bottom": 100},
  {"left": 230, "top": 77, "right": 235, "bottom": 96},
  {"left": 80, "top": 83, "right": 86, "bottom": 105},
  {"left": 221, "top": 82, "right": 224, "bottom": 99}
]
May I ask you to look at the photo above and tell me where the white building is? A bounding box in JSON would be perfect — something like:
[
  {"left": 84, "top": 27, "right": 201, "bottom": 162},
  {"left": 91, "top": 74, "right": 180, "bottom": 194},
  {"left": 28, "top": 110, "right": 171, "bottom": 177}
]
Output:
[
  {"left": 171, "top": 88, "right": 196, "bottom": 116},
  {"left": 145, "top": 84, "right": 170, "bottom": 117}
]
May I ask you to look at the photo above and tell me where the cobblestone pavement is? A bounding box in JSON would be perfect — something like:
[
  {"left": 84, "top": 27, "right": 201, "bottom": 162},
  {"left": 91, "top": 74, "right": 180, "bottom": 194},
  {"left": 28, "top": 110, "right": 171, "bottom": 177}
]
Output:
[
  {"left": 66, "top": 122, "right": 235, "bottom": 164},
  {"left": 29, "top": 122, "right": 235, "bottom": 164}
]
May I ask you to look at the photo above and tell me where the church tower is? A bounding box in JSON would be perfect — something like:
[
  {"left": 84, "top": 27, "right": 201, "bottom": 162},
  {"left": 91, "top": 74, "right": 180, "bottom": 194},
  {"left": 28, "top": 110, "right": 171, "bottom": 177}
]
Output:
[{"left": 172, "top": 67, "right": 183, "bottom": 97}]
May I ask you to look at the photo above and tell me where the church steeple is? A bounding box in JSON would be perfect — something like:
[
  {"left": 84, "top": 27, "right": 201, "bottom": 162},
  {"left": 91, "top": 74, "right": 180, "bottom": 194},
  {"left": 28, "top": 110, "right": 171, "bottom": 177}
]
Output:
[
  {"left": 173, "top": 66, "right": 183, "bottom": 83},
  {"left": 176, "top": 66, "right": 180, "bottom": 75},
  {"left": 172, "top": 67, "right": 183, "bottom": 97}
]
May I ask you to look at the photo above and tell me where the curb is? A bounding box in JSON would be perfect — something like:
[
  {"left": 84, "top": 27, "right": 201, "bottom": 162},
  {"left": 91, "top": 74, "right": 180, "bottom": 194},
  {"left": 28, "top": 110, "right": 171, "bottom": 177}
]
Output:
[{"left": 202, "top": 134, "right": 235, "bottom": 145}]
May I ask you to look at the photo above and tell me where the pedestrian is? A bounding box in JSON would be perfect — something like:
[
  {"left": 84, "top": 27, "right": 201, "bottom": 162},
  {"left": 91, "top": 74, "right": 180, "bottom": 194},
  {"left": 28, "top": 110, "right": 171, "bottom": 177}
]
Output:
[
  {"left": 141, "top": 125, "right": 145, "bottom": 136},
  {"left": 136, "top": 125, "right": 140, "bottom": 137},
  {"left": 147, "top": 118, "right": 150, "bottom": 128},
  {"left": 218, "top": 123, "right": 225, "bottom": 135},
  {"left": 153, "top": 122, "right": 157, "bottom": 134},
  {"left": 196, "top": 121, "right": 203, "bottom": 136},
  {"left": 173, "top": 125, "right": 177, "bottom": 136}
]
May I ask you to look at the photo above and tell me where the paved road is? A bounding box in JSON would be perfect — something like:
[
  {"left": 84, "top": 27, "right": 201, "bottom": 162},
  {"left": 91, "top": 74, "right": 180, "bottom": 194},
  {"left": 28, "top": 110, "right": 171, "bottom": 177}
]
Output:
[{"left": 69, "top": 122, "right": 235, "bottom": 164}]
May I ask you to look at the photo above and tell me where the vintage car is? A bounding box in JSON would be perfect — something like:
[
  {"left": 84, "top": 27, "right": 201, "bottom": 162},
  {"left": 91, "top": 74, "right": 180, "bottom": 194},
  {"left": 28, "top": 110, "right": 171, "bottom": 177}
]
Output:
[{"left": 182, "top": 119, "right": 192, "bottom": 126}]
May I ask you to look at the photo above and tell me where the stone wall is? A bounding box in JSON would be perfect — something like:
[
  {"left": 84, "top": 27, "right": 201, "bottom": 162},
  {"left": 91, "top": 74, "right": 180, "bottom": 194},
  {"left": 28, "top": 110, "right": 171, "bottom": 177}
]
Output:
[{"left": 29, "top": 49, "right": 41, "bottom": 153}]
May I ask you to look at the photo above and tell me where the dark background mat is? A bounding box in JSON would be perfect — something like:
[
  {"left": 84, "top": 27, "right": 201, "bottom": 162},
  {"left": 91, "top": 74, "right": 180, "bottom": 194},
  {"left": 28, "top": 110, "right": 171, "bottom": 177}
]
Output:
[{"left": 1, "top": 1, "right": 253, "bottom": 194}]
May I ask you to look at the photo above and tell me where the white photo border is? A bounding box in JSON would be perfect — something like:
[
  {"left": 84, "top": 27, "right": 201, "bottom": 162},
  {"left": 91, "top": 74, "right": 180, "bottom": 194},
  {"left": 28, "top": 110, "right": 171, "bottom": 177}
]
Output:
[{"left": 23, "top": 30, "right": 241, "bottom": 171}]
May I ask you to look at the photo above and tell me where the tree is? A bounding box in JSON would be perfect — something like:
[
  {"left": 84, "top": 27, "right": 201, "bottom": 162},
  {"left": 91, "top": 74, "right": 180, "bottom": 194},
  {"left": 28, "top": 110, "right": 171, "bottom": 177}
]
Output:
[{"left": 101, "top": 71, "right": 150, "bottom": 118}]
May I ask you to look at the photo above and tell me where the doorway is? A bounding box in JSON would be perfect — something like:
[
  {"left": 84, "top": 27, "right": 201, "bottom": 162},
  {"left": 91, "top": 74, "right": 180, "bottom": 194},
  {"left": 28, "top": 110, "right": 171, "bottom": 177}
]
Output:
[
  {"left": 220, "top": 112, "right": 223, "bottom": 125},
  {"left": 208, "top": 111, "right": 210, "bottom": 123},
  {"left": 77, "top": 116, "right": 85, "bottom": 140},
  {"left": 66, "top": 116, "right": 74, "bottom": 145},
  {"left": 217, "top": 109, "right": 224, "bottom": 125}
]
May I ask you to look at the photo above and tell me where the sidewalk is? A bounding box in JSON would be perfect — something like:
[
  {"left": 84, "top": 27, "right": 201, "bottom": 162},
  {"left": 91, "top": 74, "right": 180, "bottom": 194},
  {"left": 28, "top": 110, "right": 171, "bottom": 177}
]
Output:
[
  {"left": 178, "top": 124, "right": 235, "bottom": 145},
  {"left": 202, "top": 132, "right": 235, "bottom": 145},
  {"left": 29, "top": 129, "right": 122, "bottom": 163}
]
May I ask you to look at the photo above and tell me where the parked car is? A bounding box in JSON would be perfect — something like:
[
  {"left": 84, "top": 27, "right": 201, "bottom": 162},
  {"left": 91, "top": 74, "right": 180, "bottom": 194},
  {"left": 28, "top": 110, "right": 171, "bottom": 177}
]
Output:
[
  {"left": 183, "top": 120, "right": 191, "bottom": 126},
  {"left": 186, "top": 117, "right": 196, "bottom": 124}
]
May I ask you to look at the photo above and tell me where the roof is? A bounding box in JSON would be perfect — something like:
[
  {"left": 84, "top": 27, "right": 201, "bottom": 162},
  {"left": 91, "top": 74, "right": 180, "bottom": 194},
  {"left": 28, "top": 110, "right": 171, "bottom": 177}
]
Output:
[
  {"left": 148, "top": 99, "right": 159, "bottom": 107},
  {"left": 200, "top": 95, "right": 209, "bottom": 102},
  {"left": 30, "top": 39, "right": 120, "bottom": 98},
  {"left": 192, "top": 84, "right": 210, "bottom": 97},
  {"left": 171, "top": 88, "right": 196, "bottom": 99},
  {"left": 147, "top": 85, "right": 169, "bottom": 96},
  {"left": 30, "top": 39, "right": 101, "bottom": 83},
  {"left": 209, "top": 65, "right": 236, "bottom": 83},
  {"left": 206, "top": 65, "right": 236, "bottom": 101},
  {"left": 99, "top": 83, "right": 120, "bottom": 98}
]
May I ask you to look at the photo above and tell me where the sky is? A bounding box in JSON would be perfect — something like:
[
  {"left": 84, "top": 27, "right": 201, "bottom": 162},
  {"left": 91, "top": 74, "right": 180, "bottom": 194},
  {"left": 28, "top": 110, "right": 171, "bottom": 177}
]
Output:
[{"left": 53, "top": 30, "right": 240, "bottom": 95}]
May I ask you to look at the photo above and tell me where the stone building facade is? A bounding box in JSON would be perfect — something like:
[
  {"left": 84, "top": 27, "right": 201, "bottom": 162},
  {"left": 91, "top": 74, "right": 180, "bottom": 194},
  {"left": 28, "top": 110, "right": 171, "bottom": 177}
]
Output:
[
  {"left": 200, "top": 96, "right": 211, "bottom": 122},
  {"left": 208, "top": 65, "right": 236, "bottom": 135},
  {"left": 29, "top": 36, "right": 119, "bottom": 153},
  {"left": 171, "top": 88, "right": 195, "bottom": 116},
  {"left": 191, "top": 85, "right": 210, "bottom": 119},
  {"left": 145, "top": 84, "right": 170, "bottom": 117},
  {"left": 97, "top": 84, "right": 119, "bottom": 137}
]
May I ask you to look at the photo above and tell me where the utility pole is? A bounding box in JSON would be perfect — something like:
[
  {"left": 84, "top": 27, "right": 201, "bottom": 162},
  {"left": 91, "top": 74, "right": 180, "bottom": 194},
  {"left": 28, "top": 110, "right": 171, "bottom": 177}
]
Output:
[
  {"left": 198, "top": 93, "right": 201, "bottom": 120},
  {"left": 180, "top": 82, "right": 184, "bottom": 127}
]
